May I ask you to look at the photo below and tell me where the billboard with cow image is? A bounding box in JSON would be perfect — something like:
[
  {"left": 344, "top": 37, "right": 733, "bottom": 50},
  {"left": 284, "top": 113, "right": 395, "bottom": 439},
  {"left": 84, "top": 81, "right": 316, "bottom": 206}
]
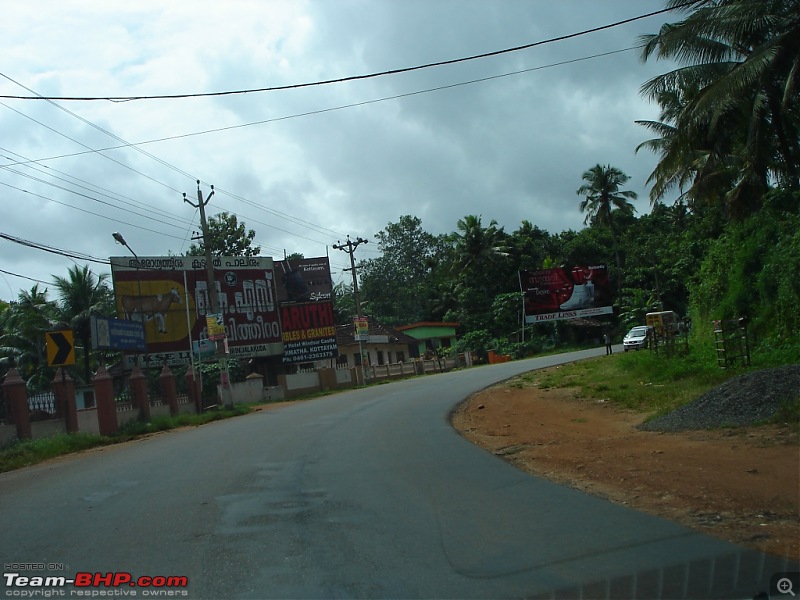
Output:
[
  {"left": 110, "top": 256, "right": 283, "bottom": 367},
  {"left": 519, "top": 265, "right": 614, "bottom": 323}
]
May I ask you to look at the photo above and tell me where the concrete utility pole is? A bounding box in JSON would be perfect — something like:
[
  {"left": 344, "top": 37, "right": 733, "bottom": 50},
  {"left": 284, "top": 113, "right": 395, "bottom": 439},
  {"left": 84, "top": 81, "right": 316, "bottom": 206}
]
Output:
[
  {"left": 333, "top": 235, "right": 369, "bottom": 384},
  {"left": 183, "top": 181, "right": 219, "bottom": 314},
  {"left": 332, "top": 236, "right": 368, "bottom": 317},
  {"left": 183, "top": 180, "right": 229, "bottom": 406}
]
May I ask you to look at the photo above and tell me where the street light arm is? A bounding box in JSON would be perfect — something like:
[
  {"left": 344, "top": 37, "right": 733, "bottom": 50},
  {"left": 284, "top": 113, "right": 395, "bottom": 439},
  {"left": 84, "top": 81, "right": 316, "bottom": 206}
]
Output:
[{"left": 112, "top": 232, "right": 139, "bottom": 259}]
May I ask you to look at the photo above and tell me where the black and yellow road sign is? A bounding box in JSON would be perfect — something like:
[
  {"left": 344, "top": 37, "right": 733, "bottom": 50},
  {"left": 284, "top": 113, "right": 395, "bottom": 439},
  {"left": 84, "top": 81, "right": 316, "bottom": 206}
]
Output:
[{"left": 46, "top": 330, "right": 75, "bottom": 366}]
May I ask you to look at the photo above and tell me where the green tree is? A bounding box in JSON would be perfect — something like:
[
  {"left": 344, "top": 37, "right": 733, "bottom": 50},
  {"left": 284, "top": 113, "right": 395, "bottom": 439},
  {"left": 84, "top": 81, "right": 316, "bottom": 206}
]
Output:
[
  {"left": 359, "top": 216, "right": 449, "bottom": 325},
  {"left": 639, "top": 0, "right": 800, "bottom": 215},
  {"left": 332, "top": 281, "right": 356, "bottom": 325},
  {"left": 52, "top": 265, "right": 115, "bottom": 383},
  {"left": 576, "top": 164, "right": 637, "bottom": 296},
  {"left": 0, "top": 285, "right": 59, "bottom": 391},
  {"left": 446, "top": 215, "right": 511, "bottom": 332},
  {"left": 187, "top": 212, "right": 260, "bottom": 257}
]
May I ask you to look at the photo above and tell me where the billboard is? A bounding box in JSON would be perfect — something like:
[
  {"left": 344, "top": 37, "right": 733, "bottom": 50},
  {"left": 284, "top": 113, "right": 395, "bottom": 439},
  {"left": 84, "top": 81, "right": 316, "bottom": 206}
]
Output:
[
  {"left": 275, "top": 256, "right": 338, "bottom": 364},
  {"left": 280, "top": 301, "right": 338, "bottom": 363},
  {"left": 274, "top": 257, "right": 333, "bottom": 304},
  {"left": 519, "top": 265, "right": 614, "bottom": 323},
  {"left": 110, "top": 256, "right": 282, "bottom": 366}
]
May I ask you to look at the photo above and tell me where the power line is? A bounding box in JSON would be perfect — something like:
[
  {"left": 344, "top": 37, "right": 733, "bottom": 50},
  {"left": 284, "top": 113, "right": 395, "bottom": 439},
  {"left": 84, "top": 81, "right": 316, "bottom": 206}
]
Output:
[
  {"left": 0, "top": 3, "right": 688, "bottom": 102},
  {"left": 0, "top": 100, "right": 185, "bottom": 195},
  {"left": 0, "top": 232, "right": 111, "bottom": 266},
  {"left": 0, "top": 146, "right": 190, "bottom": 226},
  {"left": 0, "top": 268, "right": 51, "bottom": 286},
  {"left": 0, "top": 45, "right": 644, "bottom": 169},
  {"left": 0, "top": 179, "right": 186, "bottom": 240}
]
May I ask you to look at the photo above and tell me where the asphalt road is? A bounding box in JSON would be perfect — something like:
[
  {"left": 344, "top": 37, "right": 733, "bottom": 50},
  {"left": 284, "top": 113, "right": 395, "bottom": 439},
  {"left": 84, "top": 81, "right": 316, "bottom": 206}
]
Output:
[{"left": 1, "top": 349, "right": 796, "bottom": 599}]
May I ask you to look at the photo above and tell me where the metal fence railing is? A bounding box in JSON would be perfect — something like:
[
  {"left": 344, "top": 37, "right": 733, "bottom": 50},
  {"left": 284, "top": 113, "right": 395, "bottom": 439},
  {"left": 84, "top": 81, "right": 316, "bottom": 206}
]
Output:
[{"left": 28, "top": 391, "right": 57, "bottom": 421}]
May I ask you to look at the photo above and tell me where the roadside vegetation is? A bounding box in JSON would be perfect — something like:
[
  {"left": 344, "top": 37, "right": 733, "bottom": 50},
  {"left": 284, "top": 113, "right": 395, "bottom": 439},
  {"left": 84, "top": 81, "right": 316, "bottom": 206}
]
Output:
[
  {"left": 507, "top": 343, "right": 800, "bottom": 426},
  {"left": 1, "top": 1, "right": 798, "bottom": 467},
  {"left": 0, "top": 405, "right": 250, "bottom": 474}
]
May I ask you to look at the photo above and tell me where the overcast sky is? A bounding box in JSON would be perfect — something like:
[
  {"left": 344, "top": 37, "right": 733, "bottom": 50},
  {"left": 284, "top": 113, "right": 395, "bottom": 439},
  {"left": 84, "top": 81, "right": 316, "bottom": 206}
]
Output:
[{"left": 0, "top": 0, "right": 679, "bottom": 301}]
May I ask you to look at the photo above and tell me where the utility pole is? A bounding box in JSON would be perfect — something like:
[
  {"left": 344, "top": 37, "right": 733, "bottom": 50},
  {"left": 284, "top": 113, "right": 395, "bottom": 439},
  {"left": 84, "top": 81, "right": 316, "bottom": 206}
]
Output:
[
  {"left": 332, "top": 236, "right": 368, "bottom": 316},
  {"left": 333, "top": 235, "right": 368, "bottom": 384},
  {"left": 184, "top": 181, "right": 230, "bottom": 406},
  {"left": 183, "top": 180, "right": 219, "bottom": 314}
]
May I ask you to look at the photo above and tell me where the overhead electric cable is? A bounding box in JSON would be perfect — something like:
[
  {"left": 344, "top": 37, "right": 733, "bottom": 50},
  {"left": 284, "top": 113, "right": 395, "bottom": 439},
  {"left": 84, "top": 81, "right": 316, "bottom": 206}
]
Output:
[
  {"left": 1, "top": 45, "right": 644, "bottom": 169},
  {"left": 0, "top": 268, "right": 51, "bottom": 285},
  {"left": 0, "top": 3, "right": 691, "bottom": 102},
  {"left": 0, "top": 146, "right": 190, "bottom": 225},
  {"left": 0, "top": 232, "right": 111, "bottom": 265},
  {"left": 0, "top": 180, "right": 186, "bottom": 240},
  {"left": 0, "top": 100, "right": 184, "bottom": 194},
  {"left": 0, "top": 164, "right": 191, "bottom": 231}
]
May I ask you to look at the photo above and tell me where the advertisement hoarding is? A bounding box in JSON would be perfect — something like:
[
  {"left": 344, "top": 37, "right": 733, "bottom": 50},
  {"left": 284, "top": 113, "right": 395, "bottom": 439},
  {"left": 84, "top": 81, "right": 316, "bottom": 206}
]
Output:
[
  {"left": 275, "top": 256, "right": 338, "bottom": 364},
  {"left": 354, "top": 316, "right": 369, "bottom": 341},
  {"left": 280, "top": 301, "right": 338, "bottom": 364},
  {"left": 519, "top": 265, "right": 614, "bottom": 323},
  {"left": 110, "top": 256, "right": 282, "bottom": 367},
  {"left": 274, "top": 257, "right": 333, "bottom": 304}
]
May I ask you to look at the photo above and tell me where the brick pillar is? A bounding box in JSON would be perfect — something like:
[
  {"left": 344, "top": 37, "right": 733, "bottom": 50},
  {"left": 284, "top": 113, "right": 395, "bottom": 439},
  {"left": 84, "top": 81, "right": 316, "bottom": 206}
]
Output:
[
  {"left": 159, "top": 366, "right": 179, "bottom": 416},
  {"left": 2, "top": 368, "right": 31, "bottom": 440},
  {"left": 128, "top": 366, "right": 150, "bottom": 421},
  {"left": 185, "top": 367, "right": 202, "bottom": 413},
  {"left": 92, "top": 365, "right": 118, "bottom": 436},
  {"left": 51, "top": 368, "right": 78, "bottom": 433}
]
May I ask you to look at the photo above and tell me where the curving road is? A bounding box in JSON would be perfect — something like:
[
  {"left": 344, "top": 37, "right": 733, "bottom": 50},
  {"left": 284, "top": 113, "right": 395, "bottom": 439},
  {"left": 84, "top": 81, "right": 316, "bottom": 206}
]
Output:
[{"left": 1, "top": 349, "right": 796, "bottom": 599}]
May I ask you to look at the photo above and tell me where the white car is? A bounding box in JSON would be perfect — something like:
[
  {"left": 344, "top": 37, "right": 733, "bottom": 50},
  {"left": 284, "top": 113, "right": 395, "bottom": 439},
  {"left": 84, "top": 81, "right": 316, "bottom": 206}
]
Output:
[{"left": 623, "top": 326, "right": 651, "bottom": 351}]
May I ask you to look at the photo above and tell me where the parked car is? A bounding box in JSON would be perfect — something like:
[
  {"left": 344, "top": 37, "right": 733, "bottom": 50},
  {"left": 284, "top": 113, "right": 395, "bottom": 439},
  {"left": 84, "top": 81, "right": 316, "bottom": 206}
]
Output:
[{"left": 623, "top": 326, "right": 651, "bottom": 351}]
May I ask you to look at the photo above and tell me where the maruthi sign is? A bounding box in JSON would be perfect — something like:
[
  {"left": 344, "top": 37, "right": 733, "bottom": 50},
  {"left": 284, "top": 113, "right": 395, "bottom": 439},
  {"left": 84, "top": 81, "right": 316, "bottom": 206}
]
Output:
[{"left": 280, "top": 301, "right": 338, "bottom": 364}]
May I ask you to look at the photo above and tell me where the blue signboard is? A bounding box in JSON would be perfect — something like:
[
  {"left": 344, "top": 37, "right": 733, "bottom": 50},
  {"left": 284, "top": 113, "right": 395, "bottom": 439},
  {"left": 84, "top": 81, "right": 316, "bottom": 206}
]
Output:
[{"left": 91, "top": 316, "right": 147, "bottom": 351}]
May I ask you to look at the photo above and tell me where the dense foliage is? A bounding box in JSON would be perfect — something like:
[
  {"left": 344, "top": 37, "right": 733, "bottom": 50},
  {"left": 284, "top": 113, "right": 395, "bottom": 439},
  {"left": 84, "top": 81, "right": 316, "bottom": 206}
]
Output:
[{"left": 1, "top": 0, "right": 798, "bottom": 393}]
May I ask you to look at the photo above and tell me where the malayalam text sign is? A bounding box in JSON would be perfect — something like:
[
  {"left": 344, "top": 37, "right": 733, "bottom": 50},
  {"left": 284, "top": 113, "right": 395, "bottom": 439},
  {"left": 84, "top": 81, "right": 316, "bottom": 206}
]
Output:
[{"left": 110, "top": 256, "right": 282, "bottom": 365}]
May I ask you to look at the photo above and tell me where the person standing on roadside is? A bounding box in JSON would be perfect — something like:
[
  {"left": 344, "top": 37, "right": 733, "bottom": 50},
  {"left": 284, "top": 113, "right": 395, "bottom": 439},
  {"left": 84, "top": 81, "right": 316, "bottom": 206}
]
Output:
[{"left": 604, "top": 331, "right": 613, "bottom": 355}]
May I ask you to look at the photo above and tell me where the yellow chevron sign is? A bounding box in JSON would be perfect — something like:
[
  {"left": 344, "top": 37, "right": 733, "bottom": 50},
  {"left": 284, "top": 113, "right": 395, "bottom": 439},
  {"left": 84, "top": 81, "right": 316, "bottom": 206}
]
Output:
[{"left": 46, "top": 330, "right": 75, "bottom": 366}]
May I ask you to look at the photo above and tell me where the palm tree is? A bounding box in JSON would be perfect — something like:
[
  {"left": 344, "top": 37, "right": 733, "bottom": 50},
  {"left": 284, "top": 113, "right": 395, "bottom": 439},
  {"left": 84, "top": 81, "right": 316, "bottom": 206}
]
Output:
[
  {"left": 0, "top": 285, "right": 59, "bottom": 391},
  {"left": 52, "top": 265, "right": 114, "bottom": 383},
  {"left": 576, "top": 165, "right": 637, "bottom": 297},
  {"left": 452, "top": 215, "right": 509, "bottom": 274},
  {"left": 449, "top": 215, "right": 510, "bottom": 331},
  {"left": 639, "top": 0, "right": 800, "bottom": 214}
]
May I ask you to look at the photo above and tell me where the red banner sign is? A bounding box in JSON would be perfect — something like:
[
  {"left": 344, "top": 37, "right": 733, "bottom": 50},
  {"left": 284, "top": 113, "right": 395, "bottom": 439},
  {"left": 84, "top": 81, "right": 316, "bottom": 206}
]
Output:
[{"left": 519, "top": 265, "right": 613, "bottom": 323}]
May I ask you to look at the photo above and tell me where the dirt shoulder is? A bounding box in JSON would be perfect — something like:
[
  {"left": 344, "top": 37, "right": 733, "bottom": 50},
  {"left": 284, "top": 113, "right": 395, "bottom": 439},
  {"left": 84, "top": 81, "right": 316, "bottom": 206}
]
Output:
[{"left": 451, "top": 377, "right": 800, "bottom": 561}]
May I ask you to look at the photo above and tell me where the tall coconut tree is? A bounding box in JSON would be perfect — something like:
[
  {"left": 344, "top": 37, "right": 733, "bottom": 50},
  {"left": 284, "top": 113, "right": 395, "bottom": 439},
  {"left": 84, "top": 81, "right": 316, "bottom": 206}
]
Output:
[
  {"left": 639, "top": 0, "right": 800, "bottom": 214},
  {"left": 449, "top": 215, "right": 510, "bottom": 331},
  {"left": 52, "top": 265, "right": 114, "bottom": 383},
  {"left": 576, "top": 165, "right": 637, "bottom": 297}
]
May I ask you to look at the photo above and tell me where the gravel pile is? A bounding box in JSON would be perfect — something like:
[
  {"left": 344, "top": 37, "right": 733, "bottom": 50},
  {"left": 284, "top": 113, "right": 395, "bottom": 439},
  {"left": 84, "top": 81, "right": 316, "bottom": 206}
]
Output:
[{"left": 639, "top": 364, "right": 800, "bottom": 432}]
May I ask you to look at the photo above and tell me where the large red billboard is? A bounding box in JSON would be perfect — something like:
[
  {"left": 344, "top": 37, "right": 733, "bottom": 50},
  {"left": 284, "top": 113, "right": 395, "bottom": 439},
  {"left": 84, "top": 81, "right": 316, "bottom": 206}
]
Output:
[
  {"left": 110, "top": 256, "right": 283, "bottom": 366},
  {"left": 519, "top": 265, "right": 614, "bottom": 323},
  {"left": 274, "top": 256, "right": 338, "bottom": 364}
]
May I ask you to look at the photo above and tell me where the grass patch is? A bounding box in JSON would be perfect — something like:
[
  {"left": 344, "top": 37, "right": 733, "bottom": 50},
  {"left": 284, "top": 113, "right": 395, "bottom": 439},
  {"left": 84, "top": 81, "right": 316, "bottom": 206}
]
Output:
[
  {"left": 0, "top": 433, "right": 111, "bottom": 473},
  {"left": 0, "top": 405, "right": 252, "bottom": 473},
  {"left": 511, "top": 344, "right": 797, "bottom": 418}
]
